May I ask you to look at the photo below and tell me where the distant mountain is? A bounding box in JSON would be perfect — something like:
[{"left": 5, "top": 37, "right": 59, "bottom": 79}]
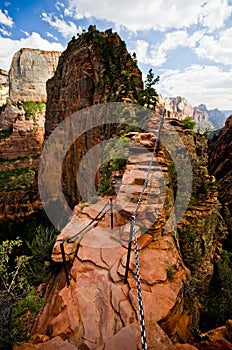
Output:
[
  {"left": 165, "top": 97, "right": 229, "bottom": 130},
  {"left": 208, "top": 108, "right": 228, "bottom": 128}
]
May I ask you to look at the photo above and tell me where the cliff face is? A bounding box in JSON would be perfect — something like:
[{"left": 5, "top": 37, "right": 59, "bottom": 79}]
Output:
[
  {"left": 44, "top": 27, "right": 143, "bottom": 208},
  {"left": 164, "top": 98, "right": 227, "bottom": 129},
  {"left": 165, "top": 96, "right": 194, "bottom": 120},
  {"left": 208, "top": 115, "right": 232, "bottom": 239},
  {"left": 0, "top": 49, "right": 61, "bottom": 221},
  {"left": 20, "top": 116, "right": 227, "bottom": 350},
  {"left": 0, "top": 69, "right": 8, "bottom": 106},
  {"left": 9, "top": 48, "right": 61, "bottom": 103}
]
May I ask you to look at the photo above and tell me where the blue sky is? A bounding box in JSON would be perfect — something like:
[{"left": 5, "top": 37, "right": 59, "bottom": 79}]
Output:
[{"left": 0, "top": 0, "right": 232, "bottom": 109}]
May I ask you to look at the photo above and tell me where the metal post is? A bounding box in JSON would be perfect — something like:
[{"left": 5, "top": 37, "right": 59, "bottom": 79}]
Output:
[
  {"left": 60, "top": 241, "right": 70, "bottom": 286},
  {"left": 124, "top": 221, "right": 133, "bottom": 284},
  {"left": 110, "top": 197, "right": 113, "bottom": 230}
]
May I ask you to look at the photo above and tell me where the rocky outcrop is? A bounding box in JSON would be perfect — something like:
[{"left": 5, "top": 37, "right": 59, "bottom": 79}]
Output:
[
  {"left": 0, "top": 104, "right": 45, "bottom": 160},
  {"left": 9, "top": 48, "right": 61, "bottom": 102},
  {"left": 0, "top": 68, "right": 8, "bottom": 106},
  {"left": 19, "top": 116, "right": 228, "bottom": 350},
  {"left": 164, "top": 99, "right": 226, "bottom": 129},
  {"left": 164, "top": 96, "right": 194, "bottom": 120},
  {"left": 44, "top": 27, "right": 143, "bottom": 208},
  {"left": 0, "top": 48, "right": 61, "bottom": 221},
  {"left": 208, "top": 115, "right": 232, "bottom": 239}
]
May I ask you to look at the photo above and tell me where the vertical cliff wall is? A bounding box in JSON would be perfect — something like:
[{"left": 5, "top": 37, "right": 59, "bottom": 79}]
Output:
[
  {"left": 0, "top": 69, "right": 8, "bottom": 106},
  {"left": 9, "top": 48, "right": 61, "bottom": 103},
  {"left": 208, "top": 115, "right": 232, "bottom": 240},
  {"left": 44, "top": 27, "right": 143, "bottom": 208}
]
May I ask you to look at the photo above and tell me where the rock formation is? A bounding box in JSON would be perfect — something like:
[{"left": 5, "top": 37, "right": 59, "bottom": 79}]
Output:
[
  {"left": 44, "top": 26, "right": 143, "bottom": 210},
  {"left": 9, "top": 48, "right": 61, "bottom": 103},
  {"left": 208, "top": 115, "right": 232, "bottom": 239},
  {"left": 165, "top": 96, "right": 194, "bottom": 120},
  {"left": 0, "top": 49, "right": 61, "bottom": 221},
  {"left": 0, "top": 68, "right": 8, "bottom": 106},
  {"left": 18, "top": 111, "right": 228, "bottom": 349}
]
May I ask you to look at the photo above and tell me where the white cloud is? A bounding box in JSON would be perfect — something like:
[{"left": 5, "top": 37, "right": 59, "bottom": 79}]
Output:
[
  {"left": 0, "top": 32, "right": 64, "bottom": 71},
  {"left": 195, "top": 28, "right": 232, "bottom": 65},
  {"left": 0, "top": 9, "right": 13, "bottom": 27},
  {"left": 20, "top": 29, "right": 29, "bottom": 37},
  {"left": 0, "top": 28, "right": 11, "bottom": 36},
  {"left": 41, "top": 12, "right": 81, "bottom": 38},
  {"left": 134, "top": 30, "right": 206, "bottom": 66},
  {"left": 66, "top": 0, "right": 232, "bottom": 32},
  {"left": 46, "top": 32, "right": 59, "bottom": 41},
  {"left": 198, "top": 0, "right": 232, "bottom": 32},
  {"left": 159, "top": 65, "right": 232, "bottom": 109},
  {"left": 55, "top": 2, "right": 65, "bottom": 11}
]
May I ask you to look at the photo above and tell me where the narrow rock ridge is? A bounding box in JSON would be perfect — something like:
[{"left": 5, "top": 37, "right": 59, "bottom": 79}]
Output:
[{"left": 24, "top": 117, "right": 227, "bottom": 350}]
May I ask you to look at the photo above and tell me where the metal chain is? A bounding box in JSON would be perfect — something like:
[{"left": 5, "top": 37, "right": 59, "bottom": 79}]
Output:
[
  {"left": 131, "top": 215, "right": 148, "bottom": 350},
  {"left": 130, "top": 107, "right": 165, "bottom": 349},
  {"left": 133, "top": 106, "right": 165, "bottom": 217}
]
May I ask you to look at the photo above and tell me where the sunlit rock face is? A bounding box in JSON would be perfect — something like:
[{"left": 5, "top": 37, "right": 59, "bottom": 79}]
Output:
[{"left": 9, "top": 48, "right": 61, "bottom": 103}]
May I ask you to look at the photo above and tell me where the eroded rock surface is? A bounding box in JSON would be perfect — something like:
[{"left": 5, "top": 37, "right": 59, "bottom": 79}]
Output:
[{"left": 9, "top": 48, "right": 61, "bottom": 102}]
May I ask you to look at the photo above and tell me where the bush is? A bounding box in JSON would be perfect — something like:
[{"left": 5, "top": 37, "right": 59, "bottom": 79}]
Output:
[
  {"left": 0, "top": 168, "right": 36, "bottom": 192},
  {"left": 181, "top": 116, "right": 196, "bottom": 130},
  {"left": 17, "top": 101, "right": 46, "bottom": 121},
  {"left": 200, "top": 250, "right": 232, "bottom": 331}
]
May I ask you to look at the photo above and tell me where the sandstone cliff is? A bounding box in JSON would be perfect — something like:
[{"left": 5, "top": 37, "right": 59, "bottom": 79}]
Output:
[
  {"left": 165, "top": 96, "right": 194, "bottom": 120},
  {"left": 44, "top": 26, "right": 143, "bottom": 210},
  {"left": 0, "top": 49, "right": 61, "bottom": 221},
  {"left": 9, "top": 48, "right": 61, "bottom": 103},
  {"left": 18, "top": 112, "right": 228, "bottom": 349},
  {"left": 208, "top": 115, "right": 232, "bottom": 240},
  {"left": 0, "top": 68, "right": 8, "bottom": 106}
]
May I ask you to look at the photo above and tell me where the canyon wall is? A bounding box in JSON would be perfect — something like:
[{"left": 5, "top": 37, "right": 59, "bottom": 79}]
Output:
[
  {"left": 0, "top": 48, "right": 61, "bottom": 221},
  {"left": 9, "top": 48, "right": 61, "bottom": 103},
  {"left": 44, "top": 26, "right": 143, "bottom": 209},
  {"left": 0, "top": 68, "right": 8, "bottom": 106}
]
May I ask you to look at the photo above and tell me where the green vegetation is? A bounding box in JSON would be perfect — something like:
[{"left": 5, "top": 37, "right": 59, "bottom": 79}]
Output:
[
  {"left": 0, "top": 168, "right": 36, "bottom": 192},
  {"left": 98, "top": 136, "right": 129, "bottom": 196},
  {"left": 200, "top": 250, "right": 232, "bottom": 331},
  {"left": 0, "top": 213, "right": 58, "bottom": 349},
  {"left": 181, "top": 116, "right": 196, "bottom": 130},
  {"left": 166, "top": 264, "right": 177, "bottom": 281},
  {"left": 0, "top": 128, "right": 12, "bottom": 140},
  {"left": 0, "top": 155, "right": 40, "bottom": 165},
  {"left": 17, "top": 101, "right": 46, "bottom": 121},
  {"left": 138, "top": 68, "right": 160, "bottom": 108}
]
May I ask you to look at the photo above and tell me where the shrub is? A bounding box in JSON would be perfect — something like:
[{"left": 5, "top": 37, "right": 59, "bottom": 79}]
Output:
[{"left": 181, "top": 116, "right": 196, "bottom": 130}]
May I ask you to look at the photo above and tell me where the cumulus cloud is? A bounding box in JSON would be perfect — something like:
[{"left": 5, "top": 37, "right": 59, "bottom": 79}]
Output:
[
  {"left": 159, "top": 65, "right": 232, "bottom": 109},
  {"left": 41, "top": 12, "right": 81, "bottom": 38},
  {"left": 0, "top": 9, "right": 13, "bottom": 27},
  {"left": 134, "top": 30, "right": 206, "bottom": 66},
  {"left": 66, "top": 0, "right": 232, "bottom": 32},
  {"left": 0, "top": 32, "right": 64, "bottom": 71},
  {"left": 198, "top": 0, "right": 232, "bottom": 32},
  {"left": 195, "top": 28, "right": 232, "bottom": 65}
]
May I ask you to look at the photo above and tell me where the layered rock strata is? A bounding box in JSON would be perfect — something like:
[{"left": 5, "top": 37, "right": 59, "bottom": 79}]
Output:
[
  {"left": 19, "top": 118, "right": 228, "bottom": 350},
  {"left": 9, "top": 49, "right": 61, "bottom": 102},
  {"left": 44, "top": 27, "right": 143, "bottom": 209}
]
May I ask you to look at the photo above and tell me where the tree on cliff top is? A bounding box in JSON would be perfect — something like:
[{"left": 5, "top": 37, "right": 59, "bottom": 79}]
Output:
[{"left": 138, "top": 68, "right": 160, "bottom": 108}]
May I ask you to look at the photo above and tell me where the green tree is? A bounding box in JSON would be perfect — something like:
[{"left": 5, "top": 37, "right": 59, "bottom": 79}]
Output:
[
  {"left": 0, "top": 238, "right": 44, "bottom": 349},
  {"left": 138, "top": 69, "right": 160, "bottom": 108},
  {"left": 181, "top": 116, "right": 196, "bottom": 130},
  {"left": 0, "top": 238, "right": 29, "bottom": 348}
]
